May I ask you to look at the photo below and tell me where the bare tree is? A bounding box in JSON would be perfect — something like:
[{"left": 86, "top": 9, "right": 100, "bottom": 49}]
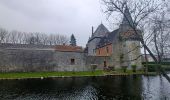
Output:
[
  {"left": 39, "top": 33, "right": 48, "bottom": 45},
  {"left": 150, "top": 12, "right": 170, "bottom": 62},
  {"left": 10, "top": 30, "right": 19, "bottom": 44},
  {"left": 47, "top": 34, "right": 69, "bottom": 45},
  {"left": 0, "top": 27, "right": 70, "bottom": 46},
  {"left": 0, "top": 28, "right": 8, "bottom": 43},
  {"left": 101, "top": 0, "right": 170, "bottom": 82}
]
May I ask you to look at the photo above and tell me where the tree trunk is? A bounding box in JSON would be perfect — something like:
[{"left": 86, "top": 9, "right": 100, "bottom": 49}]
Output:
[{"left": 141, "top": 40, "right": 170, "bottom": 82}]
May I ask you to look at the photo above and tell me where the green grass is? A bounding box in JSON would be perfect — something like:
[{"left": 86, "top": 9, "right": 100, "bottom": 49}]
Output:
[
  {"left": 0, "top": 69, "right": 158, "bottom": 79},
  {"left": 104, "top": 69, "right": 157, "bottom": 75},
  {"left": 0, "top": 70, "right": 104, "bottom": 79}
]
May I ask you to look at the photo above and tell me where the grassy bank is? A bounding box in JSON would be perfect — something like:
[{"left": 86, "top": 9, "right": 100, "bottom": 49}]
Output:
[
  {"left": 0, "top": 70, "right": 104, "bottom": 79},
  {"left": 0, "top": 70, "right": 157, "bottom": 79}
]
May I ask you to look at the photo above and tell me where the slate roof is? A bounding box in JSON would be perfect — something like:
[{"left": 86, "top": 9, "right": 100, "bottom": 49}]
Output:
[
  {"left": 88, "top": 24, "right": 109, "bottom": 43},
  {"left": 97, "top": 29, "right": 119, "bottom": 48},
  {"left": 93, "top": 23, "right": 109, "bottom": 36},
  {"left": 121, "top": 6, "right": 134, "bottom": 27}
]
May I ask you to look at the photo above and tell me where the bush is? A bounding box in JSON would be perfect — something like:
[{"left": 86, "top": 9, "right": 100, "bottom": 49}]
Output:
[
  {"left": 90, "top": 64, "right": 98, "bottom": 72},
  {"left": 162, "top": 66, "right": 170, "bottom": 71},
  {"left": 131, "top": 65, "right": 137, "bottom": 72},
  {"left": 122, "top": 66, "right": 128, "bottom": 73},
  {"left": 108, "top": 66, "right": 115, "bottom": 71},
  {"left": 143, "top": 64, "right": 160, "bottom": 72},
  {"left": 142, "top": 62, "right": 170, "bottom": 65}
]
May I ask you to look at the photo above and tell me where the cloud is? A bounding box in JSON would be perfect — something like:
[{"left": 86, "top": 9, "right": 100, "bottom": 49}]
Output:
[{"left": 0, "top": 0, "right": 109, "bottom": 46}]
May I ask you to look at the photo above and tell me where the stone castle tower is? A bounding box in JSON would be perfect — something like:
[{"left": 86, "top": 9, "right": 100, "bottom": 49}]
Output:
[{"left": 118, "top": 6, "right": 142, "bottom": 68}]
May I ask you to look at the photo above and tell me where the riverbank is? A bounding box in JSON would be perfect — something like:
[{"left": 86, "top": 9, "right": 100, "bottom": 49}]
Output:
[
  {"left": 0, "top": 71, "right": 104, "bottom": 79},
  {"left": 0, "top": 70, "right": 158, "bottom": 80}
]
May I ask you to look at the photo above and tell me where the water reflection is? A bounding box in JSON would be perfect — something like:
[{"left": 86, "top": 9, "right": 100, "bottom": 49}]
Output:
[
  {"left": 142, "top": 75, "right": 170, "bottom": 100},
  {"left": 0, "top": 75, "right": 169, "bottom": 100}
]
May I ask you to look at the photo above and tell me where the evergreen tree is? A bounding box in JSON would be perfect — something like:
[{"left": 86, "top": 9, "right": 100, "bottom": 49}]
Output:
[{"left": 70, "top": 34, "right": 76, "bottom": 46}]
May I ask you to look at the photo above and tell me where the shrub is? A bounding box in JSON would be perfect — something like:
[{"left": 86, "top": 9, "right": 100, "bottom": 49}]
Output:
[
  {"left": 163, "top": 66, "right": 170, "bottom": 71},
  {"left": 142, "top": 62, "right": 170, "bottom": 65},
  {"left": 90, "top": 64, "right": 98, "bottom": 72},
  {"left": 131, "top": 65, "right": 137, "bottom": 72},
  {"left": 108, "top": 65, "right": 115, "bottom": 71},
  {"left": 143, "top": 64, "right": 159, "bottom": 72},
  {"left": 122, "top": 66, "right": 128, "bottom": 73}
]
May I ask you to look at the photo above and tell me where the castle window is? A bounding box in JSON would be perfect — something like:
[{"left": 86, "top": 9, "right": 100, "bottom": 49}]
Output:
[
  {"left": 106, "top": 47, "right": 109, "bottom": 53},
  {"left": 71, "top": 59, "right": 75, "bottom": 65}
]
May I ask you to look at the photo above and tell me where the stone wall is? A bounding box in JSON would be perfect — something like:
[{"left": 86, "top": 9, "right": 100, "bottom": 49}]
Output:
[
  {"left": 0, "top": 48, "right": 55, "bottom": 72},
  {"left": 0, "top": 44, "right": 88, "bottom": 72},
  {"left": 124, "top": 40, "right": 142, "bottom": 69},
  {"left": 85, "top": 56, "right": 111, "bottom": 70},
  {"left": 53, "top": 51, "right": 87, "bottom": 71}
]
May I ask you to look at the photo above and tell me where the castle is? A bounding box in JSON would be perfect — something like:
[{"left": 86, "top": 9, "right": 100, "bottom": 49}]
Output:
[
  {"left": 86, "top": 6, "right": 141, "bottom": 69},
  {"left": 0, "top": 7, "right": 141, "bottom": 72}
]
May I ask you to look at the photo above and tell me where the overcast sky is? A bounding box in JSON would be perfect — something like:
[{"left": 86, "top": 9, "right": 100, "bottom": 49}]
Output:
[{"left": 0, "top": 0, "right": 114, "bottom": 47}]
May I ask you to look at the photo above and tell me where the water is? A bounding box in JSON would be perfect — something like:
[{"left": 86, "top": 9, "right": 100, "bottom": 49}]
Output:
[{"left": 0, "top": 75, "right": 170, "bottom": 100}]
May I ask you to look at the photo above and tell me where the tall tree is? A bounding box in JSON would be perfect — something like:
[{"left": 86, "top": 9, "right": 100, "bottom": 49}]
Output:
[
  {"left": 101, "top": 0, "right": 170, "bottom": 82},
  {"left": 70, "top": 34, "right": 76, "bottom": 46}
]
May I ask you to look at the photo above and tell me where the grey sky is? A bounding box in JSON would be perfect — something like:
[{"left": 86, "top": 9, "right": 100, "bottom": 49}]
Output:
[{"left": 0, "top": 0, "right": 112, "bottom": 47}]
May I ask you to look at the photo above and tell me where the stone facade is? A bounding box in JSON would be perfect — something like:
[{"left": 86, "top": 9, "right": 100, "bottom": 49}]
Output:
[
  {"left": 53, "top": 51, "right": 87, "bottom": 71},
  {"left": 0, "top": 44, "right": 88, "bottom": 72}
]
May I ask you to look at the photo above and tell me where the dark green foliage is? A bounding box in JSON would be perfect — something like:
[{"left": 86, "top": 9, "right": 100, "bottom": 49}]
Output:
[
  {"left": 70, "top": 34, "right": 76, "bottom": 46},
  {"left": 131, "top": 65, "right": 137, "bottom": 72},
  {"left": 143, "top": 64, "right": 160, "bottom": 72},
  {"left": 122, "top": 66, "right": 128, "bottom": 72},
  {"left": 142, "top": 62, "right": 170, "bottom": 71},
  {"left": 163, "top": 66, "right": 170, "bottom": 71},
  {"left": 142, "top": 62, "right": 170, "bottom": 65}
]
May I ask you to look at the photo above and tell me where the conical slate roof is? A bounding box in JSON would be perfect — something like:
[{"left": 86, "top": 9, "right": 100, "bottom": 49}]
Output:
[{"left": 121, "top": 6, "right": 134, "bottom": 27}]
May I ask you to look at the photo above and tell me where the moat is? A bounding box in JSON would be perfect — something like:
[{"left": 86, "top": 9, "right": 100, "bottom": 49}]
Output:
[{"left": 0, "top": 75, "right": 170, "bottom": 100}]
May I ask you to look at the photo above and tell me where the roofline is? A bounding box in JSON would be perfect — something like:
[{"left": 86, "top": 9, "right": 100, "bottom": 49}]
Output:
[
  {"left": 88, "top": 37, "right": 103, "bottom": 43},
  {"left": 96, "top": 43, "right": 112, "bottom": 49}
]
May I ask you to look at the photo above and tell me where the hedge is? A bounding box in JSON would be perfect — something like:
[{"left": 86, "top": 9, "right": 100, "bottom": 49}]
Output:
[
  {"left": 143, "top": 63, "right": 170, "bottom": 72},
  {"left": 143, "top": 64, "right": 159, "bottom": 72},
  {"left": 142, "top": 62, "right": 170, "bottom": 65}
]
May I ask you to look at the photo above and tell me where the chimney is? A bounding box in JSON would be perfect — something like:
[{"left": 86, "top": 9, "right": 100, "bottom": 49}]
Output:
[{"left": 92, "top": 26, "right": 94, "bottom": 35}]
